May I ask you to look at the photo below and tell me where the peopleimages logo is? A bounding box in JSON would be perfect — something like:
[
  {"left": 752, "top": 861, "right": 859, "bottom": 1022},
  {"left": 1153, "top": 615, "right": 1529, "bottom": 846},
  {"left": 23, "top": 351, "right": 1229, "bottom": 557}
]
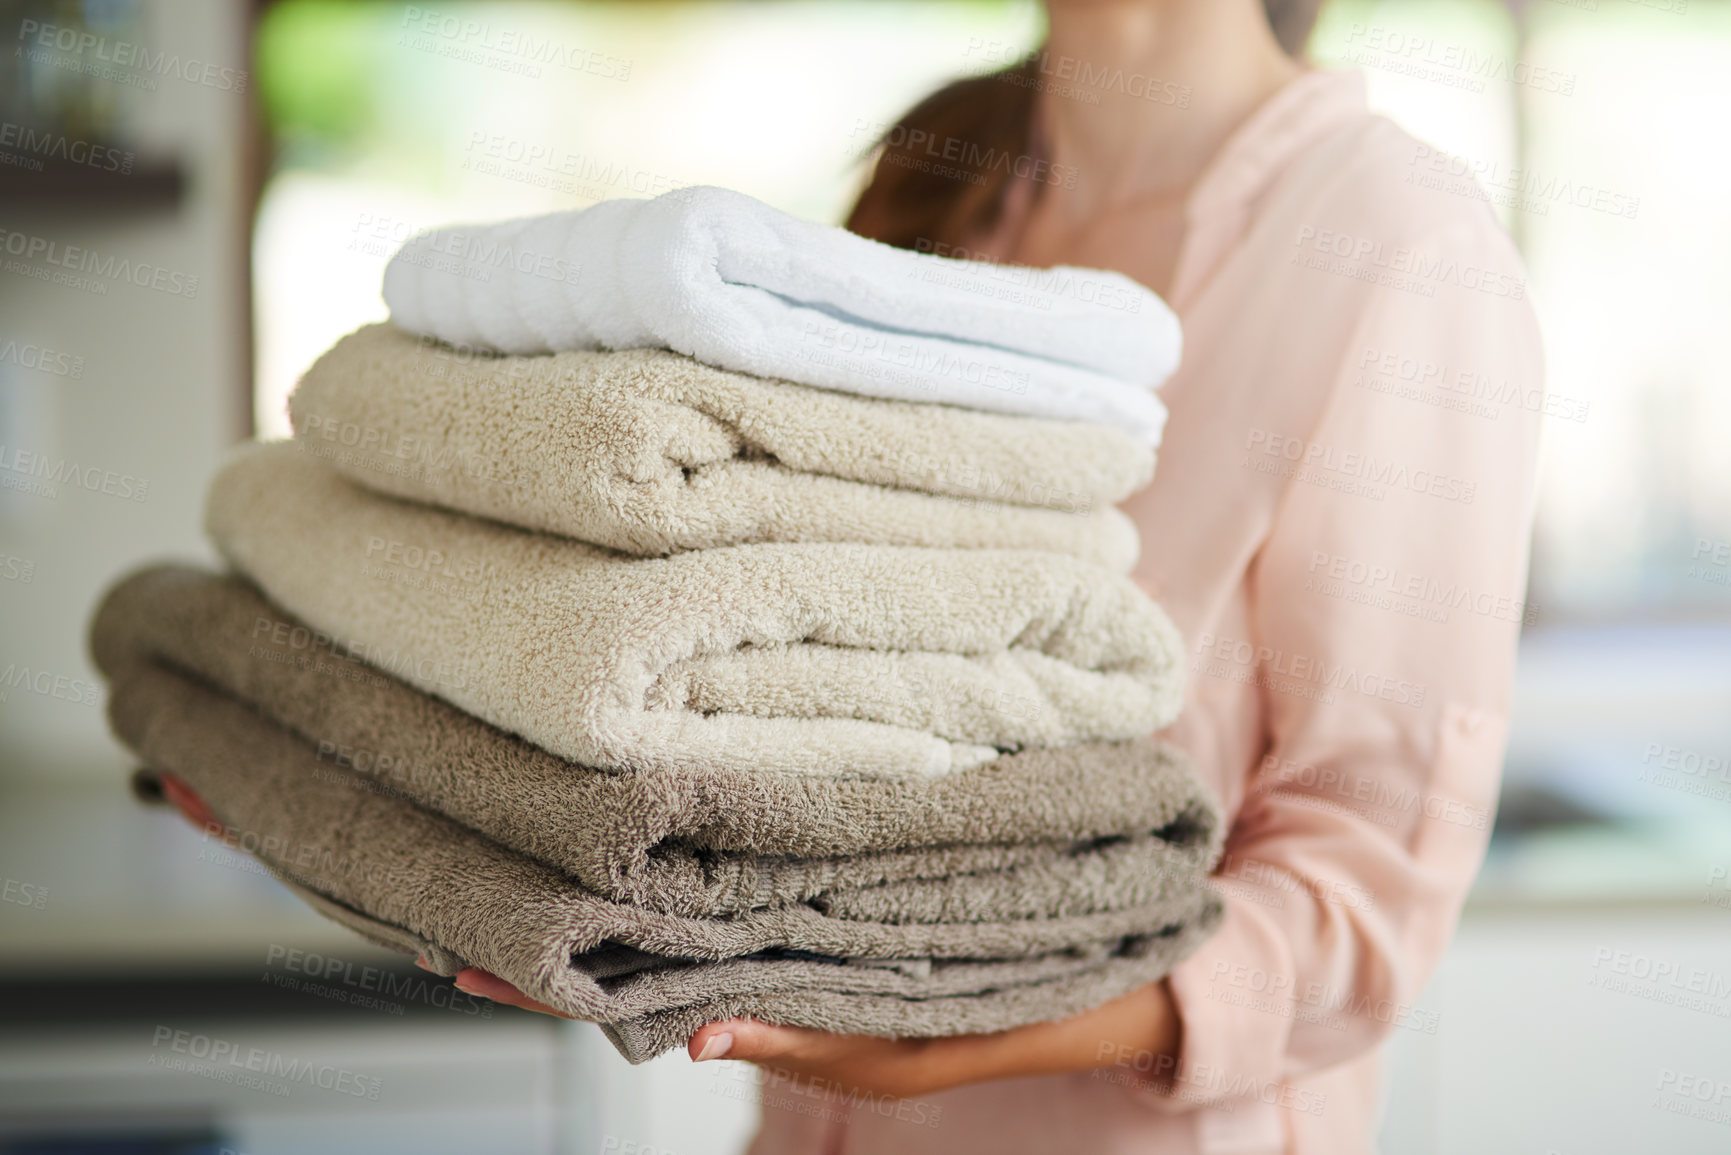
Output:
[
  {"left": 963, "top": 39, "right": 1191, "bottom": 108},
  {"left": 1091, "top": 1044, "right": 1329, "bottom": 1116},
  {"left": 398, "top": 6, "right": 632, "bottom": 81},
  {"left": 911, "top": 238, "right": 1146, "bottom": 315},
  {"left": 1194, "top": 631, "right": 1427, "bottom": 709},
  {"left": 462, "top": 131, "right": 684, "bottom": 199},
  {"left": 0, "top": 339, "right": 84, "bottom": 379},
  {"left": 1292, "top": 226, "right": 1526, "bottom": 300},
  {"left": 1256, "top": 754, "right": 1491, "bottom": 831},
  {"left": 263, "top": 944, "right": 493, "bottom": 1019},
  {"left": 850, "top": 117, "right": 1079, "bottom": 190},
  {"left": 0, "top": 228, "right": 199, "bottom": 298},
  {"left": 0, "top": 445, "right": 149, "bottom": 502},
  {"left": 1339, "top": 23, "right": 1576, "bottom": 95},
  {"left": 1244, "top": 428, "right": 1478, "bottom": 506},
  {"left": 798, "top": 320, "right": 1032, "bottom": 396},
  {"left": 0, "top": 120, "right": 134, "bottom": 173},
  {"left": 148, "top": 1026, "right": 382, "bottom": 1099},
  {"left": 1356, "top": 344, "right": 1587, "bottom": 424},
  {"left": 16, "top": 20, "right": 248, "bottom": 92},
  {"left": 1405, "top": 143, "right": 1639, "bottom": 221},
  {"left": 297, "top": 413, "right": 530, "bottom": 489},
  {"left": 247, "top": 616, "right": 471, "bottom": 692},
  {"left": 388, "top": 227, "right": 583, "bottom": 287},
  {"left": 363, "top": 536, "right": 487, "bottom": 583},
  {"left": 0, "top": 664, "right": 101, "bottom": 707},
  {"left": 1306, "top": 549, "right": 1539, "bottom": 626},
  {"left": 1, "top": 877, "right": 48, "bottom": 910}
]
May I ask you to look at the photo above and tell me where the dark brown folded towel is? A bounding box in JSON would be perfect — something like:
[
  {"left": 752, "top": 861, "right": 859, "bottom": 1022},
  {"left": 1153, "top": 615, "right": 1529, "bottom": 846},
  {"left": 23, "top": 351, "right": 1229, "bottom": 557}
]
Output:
[
  {"left": 107, "top": 661, "right": 1221, "bottom": 1062},
  {"left": 91, "top": 566, "right": 1221, "bottom": 921}
]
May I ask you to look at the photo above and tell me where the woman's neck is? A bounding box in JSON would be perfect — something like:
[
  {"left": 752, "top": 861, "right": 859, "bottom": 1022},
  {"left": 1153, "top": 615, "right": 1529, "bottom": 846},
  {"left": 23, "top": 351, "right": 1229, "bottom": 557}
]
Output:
[{"left": 1036, "top": 0, "right": 1303, "bottom": 222}]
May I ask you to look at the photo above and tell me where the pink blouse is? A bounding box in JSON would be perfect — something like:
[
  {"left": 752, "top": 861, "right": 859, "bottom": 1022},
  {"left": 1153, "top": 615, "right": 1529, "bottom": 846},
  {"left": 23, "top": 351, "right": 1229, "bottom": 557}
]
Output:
[{"left": 749, "top": 68, "right": 1544, "bottom": 1154}]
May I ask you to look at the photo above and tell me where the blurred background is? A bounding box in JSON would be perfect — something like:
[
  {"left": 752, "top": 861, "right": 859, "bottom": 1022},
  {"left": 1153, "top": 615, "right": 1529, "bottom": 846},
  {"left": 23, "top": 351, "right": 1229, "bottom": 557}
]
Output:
[{"left": 1, "top": 0, "right": 1728, "bottom": 1151}]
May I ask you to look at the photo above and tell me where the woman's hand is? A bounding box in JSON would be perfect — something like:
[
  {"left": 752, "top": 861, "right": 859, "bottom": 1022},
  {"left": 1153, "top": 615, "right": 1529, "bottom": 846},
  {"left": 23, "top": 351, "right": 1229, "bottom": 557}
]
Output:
[
  {"left": 682, "top": 981, "right": 1180, "bottom": 1100},
  {"left": 443, "top": 963, "right": 1182, "bottom": 1101},
  {"left": 156, "top": 775, "right": 1182, "bottom": 1101}
]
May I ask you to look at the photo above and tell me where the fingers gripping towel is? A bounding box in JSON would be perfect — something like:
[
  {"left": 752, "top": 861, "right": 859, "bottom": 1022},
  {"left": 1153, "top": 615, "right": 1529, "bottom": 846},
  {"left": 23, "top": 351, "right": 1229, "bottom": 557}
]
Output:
[
  {"left": 290, "top": 323, "right": 1150, "bottom": 569},
  {"left": 381, "top": 187, "right": 1180, "bottom": 441},
  {"left": 204, "top": 443, "right": 1187, "bottom": 779},
  {"left": 91, "top": 566, "right": 1221, "bottom": 920},
  {"left": 103, "top": 661, "right": 1222, "bottom": 1063}
]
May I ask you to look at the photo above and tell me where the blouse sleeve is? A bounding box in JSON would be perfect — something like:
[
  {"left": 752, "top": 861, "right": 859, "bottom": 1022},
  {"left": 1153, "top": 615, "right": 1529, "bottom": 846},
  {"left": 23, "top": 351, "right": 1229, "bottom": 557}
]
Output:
[{"left": 1144, "top": 215, "right": 1546, "bottom": 1109}]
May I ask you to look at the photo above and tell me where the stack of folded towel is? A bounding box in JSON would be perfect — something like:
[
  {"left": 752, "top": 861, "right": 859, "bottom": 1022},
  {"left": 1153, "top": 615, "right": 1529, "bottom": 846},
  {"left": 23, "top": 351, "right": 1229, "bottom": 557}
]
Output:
[{"left": 90, "top": 187, "right": 1219, "bottom": 1063}]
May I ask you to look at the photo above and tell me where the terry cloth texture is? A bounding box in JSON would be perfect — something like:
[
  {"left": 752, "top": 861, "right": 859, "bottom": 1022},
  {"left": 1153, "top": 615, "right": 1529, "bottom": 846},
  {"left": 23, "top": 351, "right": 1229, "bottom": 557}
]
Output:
[
  {"left": 289, "top": 323, "right": 1150, "bottom": 571},
  {"left": 205, "top": 443, "right": 1187, "bottom": 780},
  {"left": 91, "top": 566, "right": 1221, "bottom": 920},
  {"left": 104, "top": 662, "right": 1223, "bottom": 1063},
  {"left": 381, "top": 186, "right": 1179, "bottom": 442}
]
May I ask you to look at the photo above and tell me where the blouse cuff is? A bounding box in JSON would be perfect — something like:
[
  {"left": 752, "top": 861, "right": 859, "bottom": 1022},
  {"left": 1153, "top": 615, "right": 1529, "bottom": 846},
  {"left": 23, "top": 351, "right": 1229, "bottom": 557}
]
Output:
[{"left": 1125, "top": 897, "right": 1300, "bottom": 1115}]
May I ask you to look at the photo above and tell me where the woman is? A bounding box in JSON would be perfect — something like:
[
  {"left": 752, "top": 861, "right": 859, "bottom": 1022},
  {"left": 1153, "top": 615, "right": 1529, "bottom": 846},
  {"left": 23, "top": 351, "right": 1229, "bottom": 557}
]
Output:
[
  {"left": 682, "top": 1, "right": 1543, "bottom": 1150},
  {"left": 230, "top": 0, "right": 1541, "bottom": 1150}
]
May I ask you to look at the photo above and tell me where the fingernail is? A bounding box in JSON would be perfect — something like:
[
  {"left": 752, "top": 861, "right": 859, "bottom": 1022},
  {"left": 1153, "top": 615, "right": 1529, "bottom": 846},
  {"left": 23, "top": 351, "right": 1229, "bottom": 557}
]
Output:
[{"left": 693, "top": 1032, "right": 733, "bottom": 1062}]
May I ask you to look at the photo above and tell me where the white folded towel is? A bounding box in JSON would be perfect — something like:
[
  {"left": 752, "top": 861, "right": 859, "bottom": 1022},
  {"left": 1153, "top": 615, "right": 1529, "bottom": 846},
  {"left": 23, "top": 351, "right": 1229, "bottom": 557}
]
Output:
[{"left": 381, "top": 187, "right": 1180, "bottom": 443}]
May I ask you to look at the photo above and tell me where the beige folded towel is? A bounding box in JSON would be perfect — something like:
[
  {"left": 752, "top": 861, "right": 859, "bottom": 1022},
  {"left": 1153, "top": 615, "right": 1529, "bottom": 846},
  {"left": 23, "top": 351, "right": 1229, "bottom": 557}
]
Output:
[
  {"left": 206, "top": 443, "right": 1185, "bottom": 779},
  {"left": 289, "top": 323, "right": 1149, "bottom": 569},
  {"left": 92, "top": 566, "right": 1219, "bottom": 920},
  {"left": 106, "top": 661, "right": 1220, "bottom": 1062}
]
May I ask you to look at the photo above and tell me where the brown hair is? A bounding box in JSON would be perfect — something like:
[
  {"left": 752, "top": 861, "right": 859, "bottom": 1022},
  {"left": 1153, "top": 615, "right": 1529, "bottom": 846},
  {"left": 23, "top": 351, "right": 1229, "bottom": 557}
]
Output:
[{"left": 846, "top": 0, "right": 1322, "bottom": 252}]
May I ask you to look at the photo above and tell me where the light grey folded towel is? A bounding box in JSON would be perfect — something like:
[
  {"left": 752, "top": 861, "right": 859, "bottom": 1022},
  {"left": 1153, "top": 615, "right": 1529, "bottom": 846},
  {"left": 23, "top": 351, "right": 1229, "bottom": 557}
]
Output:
[
  {"left": 91, "top": 566, "right": 1220, "bottom": 921},
  {"left": 206, "top": 443, "right": 1187, "bottom": 779},
  {"left": 105, "top": 661, "right": 1221, "bottom": 1063},
  {"left": 289, "top": 323, "right": 1149, "bottom": 570}
]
